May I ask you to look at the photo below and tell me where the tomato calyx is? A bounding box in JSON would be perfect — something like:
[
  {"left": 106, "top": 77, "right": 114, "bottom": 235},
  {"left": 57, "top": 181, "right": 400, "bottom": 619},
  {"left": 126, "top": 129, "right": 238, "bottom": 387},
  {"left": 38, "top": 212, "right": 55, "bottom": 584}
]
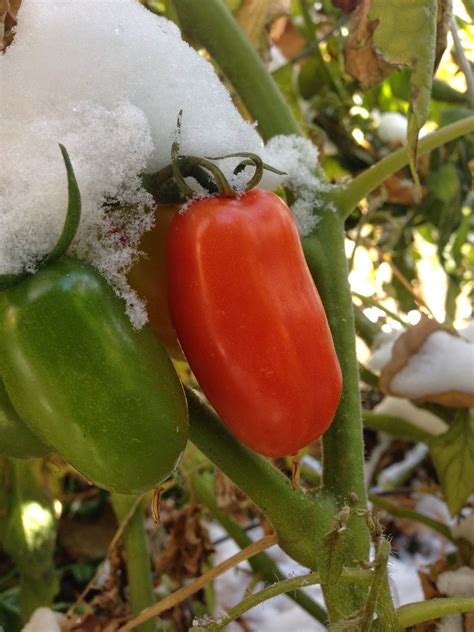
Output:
[
  {"left": 143, "top": 111, "right": 286, "bottom": 205},
  {"left": 0, "top": 144, "right": 81, "bottom": 291}
]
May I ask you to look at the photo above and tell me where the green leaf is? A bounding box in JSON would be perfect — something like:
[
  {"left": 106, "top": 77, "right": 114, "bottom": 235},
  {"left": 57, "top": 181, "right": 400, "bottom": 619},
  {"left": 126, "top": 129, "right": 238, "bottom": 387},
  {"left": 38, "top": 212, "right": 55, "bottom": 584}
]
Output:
[
  {"left": 429, "top": 412, "right": 474, "bottom": 516},
  {"left": 369, "top": 0, "right": 438, "bottom": 184}
]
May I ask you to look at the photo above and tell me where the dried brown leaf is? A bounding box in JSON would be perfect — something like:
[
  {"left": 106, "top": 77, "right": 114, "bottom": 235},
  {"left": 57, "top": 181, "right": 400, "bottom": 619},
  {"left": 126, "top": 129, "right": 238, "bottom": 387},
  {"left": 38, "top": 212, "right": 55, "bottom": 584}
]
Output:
[
  {"left": 155, "top": 504, "right": 214, "bottom": 582},
  {"left": 237, "top": 0, "right": 290, "bottom": 58},
  {"left": 379, "top": 316, "right": 474, "bottom": 407},
  {"left": 435, "top": 0, "right": 452, "bottom": 70},
  {"left": 343, "top": 0, "right": 395, "bottom": 89},
  {"left": 0, "top": 0, "right": 21, "bottom": 51},
  {"left": 215, "top": 469, "right": 250, "bottom": 520},
  {"left": 383, "top": 174, "right": 427, "bottom": 205}
]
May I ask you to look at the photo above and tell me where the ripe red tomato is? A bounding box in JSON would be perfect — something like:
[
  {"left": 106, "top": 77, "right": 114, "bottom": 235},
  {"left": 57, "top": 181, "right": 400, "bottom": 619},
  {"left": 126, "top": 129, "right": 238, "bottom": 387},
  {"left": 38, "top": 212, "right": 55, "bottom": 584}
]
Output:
[
  {"left": 166, "top": 189, "right": 342, "bottom": 457},
  {"left": 128, "top": 204, "right": 183, "bottom": 358}
]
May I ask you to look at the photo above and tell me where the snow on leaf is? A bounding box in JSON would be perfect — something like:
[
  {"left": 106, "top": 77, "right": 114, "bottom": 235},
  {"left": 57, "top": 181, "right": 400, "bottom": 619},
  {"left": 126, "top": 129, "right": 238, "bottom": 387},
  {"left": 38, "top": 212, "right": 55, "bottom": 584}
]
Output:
[
  {"left": 429, "top": 412, "right": 474, "bottom": 516},
  {"left": 379, "top": 316, "right": 474, "bottom": 408},
  {"left": 369, "top": 0, "right": 438, "bottom": 185}
]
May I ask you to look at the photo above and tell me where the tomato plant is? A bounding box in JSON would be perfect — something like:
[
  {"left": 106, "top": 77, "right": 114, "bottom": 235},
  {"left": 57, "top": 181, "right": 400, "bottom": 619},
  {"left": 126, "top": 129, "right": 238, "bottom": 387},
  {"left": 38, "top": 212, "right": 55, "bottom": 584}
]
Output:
[{"left": 167, "top": 188, "right": 342, "bottom": 457}]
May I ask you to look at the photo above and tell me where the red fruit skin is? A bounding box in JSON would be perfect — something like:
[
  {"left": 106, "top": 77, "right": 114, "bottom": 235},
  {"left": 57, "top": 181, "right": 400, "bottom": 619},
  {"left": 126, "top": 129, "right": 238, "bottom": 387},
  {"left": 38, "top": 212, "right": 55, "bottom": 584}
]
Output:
[{"left": 167, "top": 189, "right": 342, "bottom": 457}]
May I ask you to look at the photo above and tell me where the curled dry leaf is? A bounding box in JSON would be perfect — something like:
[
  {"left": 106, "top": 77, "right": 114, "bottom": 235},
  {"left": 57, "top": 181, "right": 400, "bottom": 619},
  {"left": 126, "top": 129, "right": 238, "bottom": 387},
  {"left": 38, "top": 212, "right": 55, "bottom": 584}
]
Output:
[
  {"left": 0, "top": 0, "right": 21, "bottom": 50},
  {"left": 343, "top": 0, "right": 395, "bottom": 89},
  {"left": 155, "top": 504, "right": 214, "bottom": 582},
  {"left": 380, "top": 316, "right": 474, "bottom": 407},
  {"left": 237, "top": 0, "right": 290, "bottom": 58}
]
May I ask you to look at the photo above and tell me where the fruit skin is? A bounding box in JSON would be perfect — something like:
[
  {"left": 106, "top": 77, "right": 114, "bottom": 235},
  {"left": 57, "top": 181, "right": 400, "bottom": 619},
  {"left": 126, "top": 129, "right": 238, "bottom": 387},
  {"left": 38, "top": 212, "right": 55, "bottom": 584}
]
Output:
[
  {"left": 167, "top": 189, "right": 342, "bottom": 457},
  {"left": 128, "top": 204, "right": 183, "bottom": 358},
  {"left": 0, "top": 258, "right": 188, "bottom": 493},
  {"left": 0, "top": 378, "right": 50, "bottom": 459}
]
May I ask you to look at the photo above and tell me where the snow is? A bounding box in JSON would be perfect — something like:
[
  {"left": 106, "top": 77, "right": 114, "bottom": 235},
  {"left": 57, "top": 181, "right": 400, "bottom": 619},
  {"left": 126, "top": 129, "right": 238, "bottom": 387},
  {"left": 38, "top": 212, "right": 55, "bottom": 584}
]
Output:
[
  {"left": 262, "top": 135, "right": 331, "bottom": 235},
  {"left": 367, "top": 332, "right": 401, "bottom": 373},
  {"left": 391, "top": 331, "right": 474, "bottom": 399},
  {"left": 205, "top": 523, "right": 424, "bottom": 631},
  {"left": 377, "top": 112, "right": 408, "bottom": 145},
  {"left": 452, "top": 512, "right": 474, "bottom": 546},
  {"left": 373, "top": 397, "right": 448, "bottom": 437},
  {"left": 22, "top": 608, "right": 62, "bottom": 632},
  {"left": 1, "top": 0, "right": 328, "bottom": 326},
  {"left": 437, "top": 566, "right": 474, "bottom": 597}
]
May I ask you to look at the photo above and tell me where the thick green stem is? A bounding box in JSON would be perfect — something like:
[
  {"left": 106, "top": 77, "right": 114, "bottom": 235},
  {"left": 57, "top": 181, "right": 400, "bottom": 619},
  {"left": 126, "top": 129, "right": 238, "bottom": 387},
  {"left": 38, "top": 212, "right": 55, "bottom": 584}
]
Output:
[
  {"left": 369, "top": 494, "right": 453, "bottom": 542},
  {"left": 111, "top": 494, "right": 156, "bottom": 632},
  {"left": 303, "top": 212, "right": 370, "bottom": 620},
  {"left": 172, "top": 0, "right": 301, "bottom": 140},
  {"left": 186, "top": 387, "right": 335, "bottom": 570},
  {"left": 191, "top": 469, "right": 328, "bottom": 625},
  {"left": 338, "top": 116, "right": 474, "bottom": 217},
  {"left": 397, "top": 597, "right": 474, "bottom": 628}
]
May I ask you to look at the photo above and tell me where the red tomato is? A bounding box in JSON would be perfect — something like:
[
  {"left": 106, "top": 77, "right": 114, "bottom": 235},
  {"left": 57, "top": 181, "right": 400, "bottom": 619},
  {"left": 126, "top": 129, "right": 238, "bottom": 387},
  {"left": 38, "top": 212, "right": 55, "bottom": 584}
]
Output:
[
  {"left": 166, "top": 189, "right": 342, "bottom": 457},
  {"left": 128, "top": 204, "right": 183, "bottom": 358}
]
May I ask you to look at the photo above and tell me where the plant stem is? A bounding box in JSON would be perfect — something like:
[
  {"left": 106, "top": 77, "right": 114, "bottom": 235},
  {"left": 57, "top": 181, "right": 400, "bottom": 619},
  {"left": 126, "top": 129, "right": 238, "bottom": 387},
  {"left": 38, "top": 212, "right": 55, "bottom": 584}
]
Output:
[
  {"left": 397, "top": 597, "right": 474, "bottom": 628},
  {"left": 451, "top": 17, "right": 474, "bottom": 109},
  {"left": 172, "top": 0, "right": 301, "bottom": 140},
  {"left": 185, "top": 387, "right": 335, "bottom": 570},
  {"left": 363, "top": 412, "right": 432, "bottom": 444},
  {"left": 303, "top": 211, "right": 370, "bottom": 619},
  {"left": 191, "top": 469, "right": 328, "bottom": 625},
  {"left": 201, "top": 568, "right": 372, "bottom": 631},
  {"left": 369, "top": 493, "right": 454, "bottom": 542},
  {"left": 111, "top": 494, "right": 156, "bottom": 632},
  {"left": 337, "top": 116, "right": 474, "bottom": 217}
]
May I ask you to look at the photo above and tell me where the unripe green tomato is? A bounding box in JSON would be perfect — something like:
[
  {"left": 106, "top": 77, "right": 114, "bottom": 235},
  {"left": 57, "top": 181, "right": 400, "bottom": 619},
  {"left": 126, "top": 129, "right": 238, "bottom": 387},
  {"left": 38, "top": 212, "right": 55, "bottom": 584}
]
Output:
[
  {"left": 0, "top": 378, "right": 50, "bottom": 459},
  {"left": 0, "top": 258, "right": 188, "bottom": 493}
]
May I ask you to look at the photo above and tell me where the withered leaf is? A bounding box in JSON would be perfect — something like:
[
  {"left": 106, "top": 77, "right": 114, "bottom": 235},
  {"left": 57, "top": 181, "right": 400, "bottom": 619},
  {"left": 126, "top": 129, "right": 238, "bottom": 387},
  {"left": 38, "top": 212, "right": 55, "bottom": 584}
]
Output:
[
  {"left": 343, "top": 0, "right": 395, "bottom": 89},
  {"left": 0, "top": 0, "right": 21, "bottom": 51},
  {"left": 155, "top": 504, "right": 214, "bottom": 582}
]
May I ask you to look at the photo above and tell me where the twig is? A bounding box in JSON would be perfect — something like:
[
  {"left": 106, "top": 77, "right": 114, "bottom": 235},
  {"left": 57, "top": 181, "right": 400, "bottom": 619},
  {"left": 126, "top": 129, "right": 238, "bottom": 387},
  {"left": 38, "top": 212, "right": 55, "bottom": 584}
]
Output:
[
  {"left": 117, "top": 534, "right": 278, "bottom": 631},
  {"left": 450, "top": 17, "right": 474, "bottom": 109}
]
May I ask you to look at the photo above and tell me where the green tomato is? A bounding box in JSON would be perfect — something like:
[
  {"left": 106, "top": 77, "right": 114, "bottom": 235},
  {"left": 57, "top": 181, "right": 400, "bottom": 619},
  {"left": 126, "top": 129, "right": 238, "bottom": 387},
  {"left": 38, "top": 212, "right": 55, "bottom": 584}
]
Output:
[
  {"left": 0, "top": 258, "right": 188, "bottom": 493},
  {"left": 0, "top": 378, "right": 49, "bottom": 459}
]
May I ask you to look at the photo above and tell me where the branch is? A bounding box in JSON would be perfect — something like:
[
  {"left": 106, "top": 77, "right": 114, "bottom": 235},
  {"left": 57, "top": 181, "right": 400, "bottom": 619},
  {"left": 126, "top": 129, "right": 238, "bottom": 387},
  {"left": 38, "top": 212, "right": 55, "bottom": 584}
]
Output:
[
  {"left": 337, "top": 116, "right": 474, "bottom": 217},
  {"left": 397, "top": 597, "right": 474, "bottom": 628}
]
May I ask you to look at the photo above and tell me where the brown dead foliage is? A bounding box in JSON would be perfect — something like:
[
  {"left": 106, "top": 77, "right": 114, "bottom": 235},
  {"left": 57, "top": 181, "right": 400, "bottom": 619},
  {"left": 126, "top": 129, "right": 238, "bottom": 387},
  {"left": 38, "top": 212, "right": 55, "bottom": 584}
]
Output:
[
  {"left": 343, "top": 0, "right": 395, "bottom": 89},
  {"left": 0, "top": 0, "right": 21, "bottom": 50},
  {"left": 155, "top": 504, "right": 214, "bottom": 582}
]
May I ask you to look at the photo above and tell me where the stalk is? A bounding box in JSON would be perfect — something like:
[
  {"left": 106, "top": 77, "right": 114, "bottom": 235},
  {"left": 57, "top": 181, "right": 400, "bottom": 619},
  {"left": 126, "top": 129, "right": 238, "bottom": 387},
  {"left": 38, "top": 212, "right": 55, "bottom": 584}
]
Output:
[
  {"left": 172, "top": 0, "right": 301, "bottom": 140},
  {"left": 397, "top": 597, "right": 474, "bottom": 628},
  {"left": 337, "top": 116, "right": 474, "bottom": 217},
  {"left": 186, "top": 387, "right": 335, "bottom": 570},
  {"left": 111, "top": 494, "right": 156, "bottom": 632}
]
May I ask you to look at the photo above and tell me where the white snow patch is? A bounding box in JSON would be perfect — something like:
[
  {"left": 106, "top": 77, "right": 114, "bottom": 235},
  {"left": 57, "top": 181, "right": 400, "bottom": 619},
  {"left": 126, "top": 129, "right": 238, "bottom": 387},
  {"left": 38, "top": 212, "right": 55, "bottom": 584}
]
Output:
[
  {"left": 262, "top": 135, "right": 331, "bottom": 236},
  {"left": 437, "top": 614, "right": 463, "bottom": 631},
  {"left": 437, "top": 566, "right": 474, "bottom": 597},
  {"left": 377, "top": 112, "right": 408, "bottom": 145},
  {"left": 22, "top": 608, "right": 62, "bottom": 632},
  {"left": 459, "top": 320, "right": 474, "bottom": 343},
  {"left": 1, "top": 0, "right": 327, "bottom": 326},
  {"left": 368, "top": 331, "right": 402, "bottom": 373},
  {"left": 452, "top": 512, "right": 474, "bottom": 546},
  {"left": 391, "top": 332, "right": 474, "bottom": 399},
  {"left": 373, "top": 397, "right": 448, "bottom": 437}
]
